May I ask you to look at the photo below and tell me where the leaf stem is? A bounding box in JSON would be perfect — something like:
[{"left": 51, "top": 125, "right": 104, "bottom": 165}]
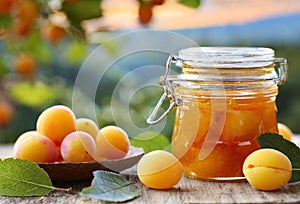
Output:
[
  {"left": 54, "top": 187, "right": 72, "bottom": 193},
  {"left": 292, "top": 168, "right": 300, "bottom": 171}
]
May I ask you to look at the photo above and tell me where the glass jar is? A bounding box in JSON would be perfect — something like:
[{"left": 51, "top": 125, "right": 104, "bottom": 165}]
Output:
[{"left": 147, "top": 47, "right": 287, "bottom": 181}]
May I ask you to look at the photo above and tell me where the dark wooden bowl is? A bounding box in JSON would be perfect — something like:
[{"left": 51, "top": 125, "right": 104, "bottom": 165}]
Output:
[{"left": 38, "top": 146, "right": 144, "bottom": 182}]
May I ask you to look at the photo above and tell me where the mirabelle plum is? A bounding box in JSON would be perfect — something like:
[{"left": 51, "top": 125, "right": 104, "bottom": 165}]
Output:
[
  {"left": 36, "top": 105, "right": 76, "bottom": 146},
  {"left": 55, "top": 146, "right": 64, "bottom": 162},
  {"left": 13, "top": 53, "right": 37, "bottom": 76},
  {"left": 75, "top": 118, "right": 99, "bottom": 139},
  {"left": 61, "top": 131, "right": 96, "bottom": 162},
  {"left": 0, "top": 99, "right": 14, "bottom": 127},
  {"left": 95, "top": 126, "right": 130, "bottom": 160},
  {"left": 12, "top": 21, "right": 31, "bottom": 36},
  {"left": 0, "top": 0, "right": 14, "bottom": 16},
  {"left": 152, "top": 0, "right": 165, "bottom": 5},
  {"left": 138, "top": 2, "right": 153, "bottom": 25},
  {"left": 278, "top": 123, "right": 293, "bottom": 141},
  {"left": 243, "top": 148, "right": 292, "bottom": 191},
  {"left": 13, "top": 130, "right": 39, "bottom": 152},
  {"left": 137, "top": 150, "right": 183, "bottom": 189},
  {"left": 42, "top": 23, "right": 65, "bottom": 44},
  {"left": 13, "top": 133, "right": 58, "bottom": 163},
  {"left": 15, "top": 0, "right": 39, "bottom": 24},
  {"left": 12, "top": 0, "right": 39, "bottom": 36}
]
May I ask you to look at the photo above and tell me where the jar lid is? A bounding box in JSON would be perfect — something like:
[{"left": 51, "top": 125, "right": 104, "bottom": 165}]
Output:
[{"left": 178, "top": 47, "right": 275, "bottom": 68}]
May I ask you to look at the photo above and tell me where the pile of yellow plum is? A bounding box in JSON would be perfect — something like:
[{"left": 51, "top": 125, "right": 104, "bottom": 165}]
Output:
[{"left": 13, "top": 105, "right": 130, "bottom": 163}]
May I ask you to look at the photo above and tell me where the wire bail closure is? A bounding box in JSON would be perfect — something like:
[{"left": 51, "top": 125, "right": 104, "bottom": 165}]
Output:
[
  {"left": 146, "top": 55, "right": 182, "bottom": 125},
  {"left": 274, "top": 58, "right": 288, "bottom": 85}
]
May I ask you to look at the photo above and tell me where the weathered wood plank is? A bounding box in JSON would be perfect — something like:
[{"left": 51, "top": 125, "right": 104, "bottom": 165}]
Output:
[
  {"left": 1, "top": 176, "right": 299, "bottom": 204},
  {"left": 126, "top": 177, "right": 300, "bottom": 204},
  {"left": 0, "top": 144, "right": 13, "bottom": 158},
  {"left": 1, "top": 141, "right": 300, "bottom": 204}
]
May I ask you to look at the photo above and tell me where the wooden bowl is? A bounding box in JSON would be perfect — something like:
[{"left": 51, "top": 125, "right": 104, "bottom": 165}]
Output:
[{"left": 38, "top": 146, "right": 144, "bottom": 182}]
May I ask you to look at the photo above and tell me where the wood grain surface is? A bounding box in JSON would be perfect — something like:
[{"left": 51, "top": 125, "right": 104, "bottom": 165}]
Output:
[{"left": 1, "top": 141, "right": 300, "bottom": 204}]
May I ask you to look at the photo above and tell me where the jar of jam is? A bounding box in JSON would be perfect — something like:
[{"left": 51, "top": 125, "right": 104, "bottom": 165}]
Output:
[{"left": 147, "top": 47, "right": 287, "bottom": 181}]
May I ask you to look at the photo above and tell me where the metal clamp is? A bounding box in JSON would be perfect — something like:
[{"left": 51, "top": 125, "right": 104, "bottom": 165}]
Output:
[
  {"left": 146, "top": 55, "right": 182, "bottom": 125},
  {"left": 159, "top": 55, "right": 180, "bottom": 85},
  {"left": 146, "top": 92, "right": 176, "bottom": 125},
  {"left": 274, "top": 58, "right": 288, "bottom": 85}
]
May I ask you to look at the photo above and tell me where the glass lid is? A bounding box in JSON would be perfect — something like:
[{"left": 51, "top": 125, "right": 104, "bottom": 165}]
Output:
[{"left": 178, "top": 47, "right": 275, "bottom": 68}]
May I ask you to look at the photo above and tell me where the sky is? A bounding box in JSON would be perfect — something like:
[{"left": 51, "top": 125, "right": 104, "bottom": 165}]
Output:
[{"left": 85, "top": 0, "right": 300, "bottom": 32}]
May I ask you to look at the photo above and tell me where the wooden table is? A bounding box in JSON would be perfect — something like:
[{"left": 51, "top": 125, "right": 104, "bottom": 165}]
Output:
[{"left": 1, "top": 139, "right": 300, "bottom": 204}]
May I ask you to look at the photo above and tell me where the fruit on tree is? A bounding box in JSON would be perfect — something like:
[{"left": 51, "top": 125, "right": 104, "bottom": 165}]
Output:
[
  {"left": 138, "top": 2, "right": 153, "bottom": 25},
  {"left": 13, "top": 53, "right": 37, "bottom": 76},
  {"left": 0, "top": 98, "right": 14, "bottom": 127},
  {"left": 42, "top": 23, "right": 65, "bottom": 44},
  {"left": 0, "top": 0, "right": 14, "bottom": 16}
]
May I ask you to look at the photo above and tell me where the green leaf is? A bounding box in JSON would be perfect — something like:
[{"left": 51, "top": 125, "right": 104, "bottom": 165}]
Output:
[
  {"left": 0, "top": 16, "right": 12, "bottom": 29},
  {"left": 179, "top": 0, "right": 201, "bottom": 8},
  {"left": 257, "top": 133, "right": 300, "bottom": 183},
  {"left": 65, "top": 40, "right": 87, "bottom": 65},
  {"left": 0, "top": 158, "right": 55, "bottom": 196},
  {"left": 35, "top": 0, "right": 49, "bottom": 8},
  {"left": 61, "top": 0, "right": 102, "bottom": 34},
  {"left": 130, "top": 131, "right": 170, "bottom": 153},
  {"left": 8, "top": 81, "right": 57, "bottom": 108},
  {"left": 0, "top": 58, "right": 9, "bottom": 76},
  {"left": 22, "top": 31, "right": 53, "bottom": 63},
  {"left": 80, "top": 170, "right": 140, "bottom": 202}
]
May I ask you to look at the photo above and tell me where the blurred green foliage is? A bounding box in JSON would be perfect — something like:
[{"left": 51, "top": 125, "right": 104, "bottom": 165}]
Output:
[
  {"left": 179, "top": 0, "right": 201, "bottom": 8},
  {"left": 0, "top": 0, "right": 299, "bottom": 145},
  {"left": 275, "top": 47, "right": 300, "bottom": 133}
]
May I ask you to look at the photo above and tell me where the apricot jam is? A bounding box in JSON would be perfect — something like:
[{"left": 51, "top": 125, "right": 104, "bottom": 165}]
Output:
[
  {"left": 147, "top": 47, "right": 287, "bottom": 181},
  {"left": 172, "top": 94, "right": 277, "bottom": 180}
]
